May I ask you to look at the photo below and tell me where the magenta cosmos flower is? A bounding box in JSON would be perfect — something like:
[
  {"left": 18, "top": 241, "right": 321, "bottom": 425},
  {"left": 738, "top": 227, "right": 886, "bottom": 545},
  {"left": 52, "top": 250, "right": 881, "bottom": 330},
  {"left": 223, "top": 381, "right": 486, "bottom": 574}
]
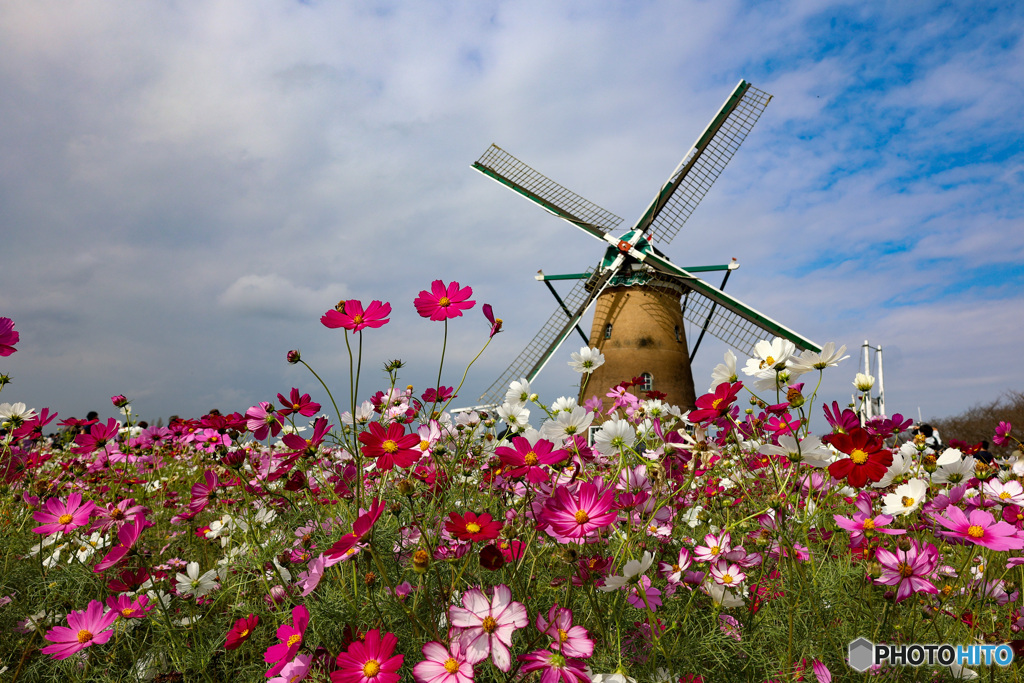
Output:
[
  {"left": 496, "top": 436, "right": 569, "bottom": 484},
  {"left": 449, "top": 584, "right": 528, "bottom": 671},
  {"left": 332, "top": 629, "right": 404, "bottom": 683},
  {"left": 0, "top": 317, "right": 18, "bottom": 356},
  {"left": 517, "top": 649, "right": 590, "bottom": 683},
  {"left": 536, "top": 605, "right": 594, "bottom": 659},
  {"left": 687, "top": 381, "right": 743, "bottom": 424},
  {"left": 994, "top": 421, "right": 1013, "bottom": 447},
  {"left": 93, "top": 515, "right": 151, "bottom": 573},
  {"left": 277, "top": 387, "right": 321, "bottom": 418},
  {"left": 541, "top": 479, "right": 617, "bottom": 543},
  {"left": 264, "top": 604, "right": 310, "bottom": 677},
  {"left": 931, "top": 506, "right": 1024, "bottom": 551},
  {"left": 874, "top": 540, "right": 939, "bottom": 603},
  {"left": 358, "top": 421, "right": 421, "bottom": 470},
  {"left": 414, "top": 280, "right": 475, "bottom": 321},
  {"left": 413, "top": 640, "right": 474, "bottom": 683},
  {"left": 41, "top": 600, "right": 118, "bottom": 660},
  {"left": 32, "top": 492, "right": 97, "bottom": 536},
  {"left": 322, "top": 299, "right": 392, "bottom": 333}
]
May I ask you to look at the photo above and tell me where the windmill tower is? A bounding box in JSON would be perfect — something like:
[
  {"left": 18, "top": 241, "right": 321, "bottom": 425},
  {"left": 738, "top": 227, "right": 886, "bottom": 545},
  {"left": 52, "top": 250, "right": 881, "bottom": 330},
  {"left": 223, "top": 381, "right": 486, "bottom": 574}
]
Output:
[{"left": 473, "top": 80, "right": 821, "bottom": 413}]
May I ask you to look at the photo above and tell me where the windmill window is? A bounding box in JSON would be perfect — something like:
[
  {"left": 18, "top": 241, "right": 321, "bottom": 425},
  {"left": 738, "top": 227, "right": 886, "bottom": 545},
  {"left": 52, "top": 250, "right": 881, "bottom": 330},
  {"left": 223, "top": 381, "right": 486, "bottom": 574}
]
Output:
[
  {"left": 674, "top": 325, "right": 681, "bottom": 342},
  {"left": 604, "top": 323, "right": 613, "bottom": 339},
  {"left": 639, "top": 373, "right": 653, "bottom": 391}
]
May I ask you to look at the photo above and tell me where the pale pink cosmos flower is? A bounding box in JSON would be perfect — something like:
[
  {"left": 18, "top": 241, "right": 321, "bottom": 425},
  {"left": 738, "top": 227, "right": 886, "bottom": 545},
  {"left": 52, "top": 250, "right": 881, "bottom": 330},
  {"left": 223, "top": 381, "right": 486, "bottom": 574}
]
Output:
[
  {"left": 874, "top": 540, "right": 939, "bottom": 602},
  {"left": 535, "top": 605, "right": 594, "bottom": 659},
  {"left": 931, "top": 506, "right": 1024, "bottom": 551},
  {"left": 413, "top": 639, "right": 473, "bottom": 683},
  {"left": 41, "top": 600, "right": 118, "bottom": 660},
  {"left": 32, "top": 492, "right": 96, "bottom": 536},
  {"left": 659, "top": 547, "right": 693, "bottom": 584},
  {"left": 694, "top": 531, "right": 732, "bottom": 563},
  {"left": 710, "top": 560, "right": 746, "bottom": 587},
  {"left": 448, "top": 584, "right": 528, "bottom": 671},
  {"left": 983, "top": 479, "right": 1024, "bottom": 506}
]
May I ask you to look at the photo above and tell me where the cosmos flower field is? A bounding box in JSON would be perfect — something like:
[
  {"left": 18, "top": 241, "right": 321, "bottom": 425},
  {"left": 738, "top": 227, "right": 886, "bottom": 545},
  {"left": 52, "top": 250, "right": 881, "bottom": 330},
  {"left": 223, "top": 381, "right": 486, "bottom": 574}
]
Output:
[{"left": 1, "top": 284, "right": 1022, "bottom": 682}]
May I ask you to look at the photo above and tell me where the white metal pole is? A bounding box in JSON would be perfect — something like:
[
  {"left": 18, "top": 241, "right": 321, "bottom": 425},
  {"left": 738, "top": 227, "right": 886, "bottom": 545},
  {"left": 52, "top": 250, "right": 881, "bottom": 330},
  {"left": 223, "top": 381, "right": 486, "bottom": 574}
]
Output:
[
  {"left": 876, "top": 345, "right": 885, "bottom": 418},
  {"left": 862, "top": 340, "right": 872, "bottom": 421}
]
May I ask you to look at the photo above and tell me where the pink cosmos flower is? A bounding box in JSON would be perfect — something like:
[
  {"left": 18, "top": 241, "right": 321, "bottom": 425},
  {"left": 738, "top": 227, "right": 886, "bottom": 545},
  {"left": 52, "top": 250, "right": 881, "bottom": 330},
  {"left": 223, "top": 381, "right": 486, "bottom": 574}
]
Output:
[
  {"left": 482, "top": 303, "right": 502, "bottom": 337},
  {"left": 189, "top": 470, "right": 220, "bottom": 515},
  {"left": 271, "top": 653, "right": 313, "bottom": 683},
  {"left": 325, "top": 498, "right": 385, "bottom": 560},
  {"left": 413, "top": 640, "right": 474, "bottom": 683},
  {"left": 496, "top": 436, "right": 569, "bottom": 484},
  {"left": 517, "top": 649, "right": 590, "bottom": 683},
  {"left": 196, "top": 427, "right": 231, "bottom": 453},
  {"left": 41, "top": 600, "right": 118, "bottom": 660},
  {"left": 931, "top": 506, "right": 1024, "bottom": 551},
  {"left": 93, "top": 515, "right": 151, "bottom": 573},
  {"left": 278, "top": 388, "right": 321, "bottom": 417},
  {"left": 694, "top": 531, "right": 732, "bottom": 563},
  {"left": 535, "top": 605, "right": 594, "bottom": 659},
  {"left": 332, "top": 629, "right": 404, "bottom": 683},
  {"left": 321, "top": 299, "right": 392, "bottom": 333},
  {"left": 874, "top": 540, "right": 939, "bottom": 603},
  {"left": 0, "top": 317, "right": 18, "bottom": 356},
  {"left": 710, "top": 561, "right": 746, "bottom": 587},
  {"left": 105, "top": 594, "right": 151, "bottom": 619},
  {"left": 660, "top": 547, "right": 693, "bottom": 584},
  {"left": 73, "top": 418, "right": 121, "bottom": 454},
  {"left": 832, "top": 511, "right": 905, "bottom": 548},
  {"left": 994, "top": 421, "right": 1013, "bottom": 447},
  {"left": 414, "top": 280, "right": 475, "bottom": 321},
  {"left": 448, "top": 584, "right": 528, "bottom": 671},
  {"left": 264, "top": 604, "right": 310, "bottom": 677},
  {"left": 540, "top": 479, "right": 617, "bottom": 543},
  {"left": 32, "top": 492, "right": 97, "bottom": 536},
  {"left": 246, "top": 402, "right": 283, "bottom": 441}
]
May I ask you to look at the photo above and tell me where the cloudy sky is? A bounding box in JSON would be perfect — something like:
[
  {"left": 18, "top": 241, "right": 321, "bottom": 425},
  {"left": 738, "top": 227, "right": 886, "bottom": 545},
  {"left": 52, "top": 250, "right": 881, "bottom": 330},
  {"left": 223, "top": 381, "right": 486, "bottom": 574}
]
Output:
[{"left": 1, "top": 0, "right": 1021, "bottom": 428}]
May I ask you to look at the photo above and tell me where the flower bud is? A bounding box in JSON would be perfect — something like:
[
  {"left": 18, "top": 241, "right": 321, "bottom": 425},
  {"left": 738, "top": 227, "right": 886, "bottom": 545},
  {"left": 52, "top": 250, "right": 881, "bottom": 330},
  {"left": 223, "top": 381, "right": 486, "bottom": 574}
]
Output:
[
  {"left": 786, "top": 386, "right": 805, "bottom": 408},
  {"left": 412, "top": 549, "right": 430, "bottom": 574},
  {"left": 867, "top": 560, "right": 882, "bottom": 579},
  {"left": 286, "top": 350, "right": 301, "bottom": 364},
  {"left": 396, "top": 479, "right": 414, "bottom": 496},
  {"left": 111, "top": 394, "right": 129, "bottom": 408}
]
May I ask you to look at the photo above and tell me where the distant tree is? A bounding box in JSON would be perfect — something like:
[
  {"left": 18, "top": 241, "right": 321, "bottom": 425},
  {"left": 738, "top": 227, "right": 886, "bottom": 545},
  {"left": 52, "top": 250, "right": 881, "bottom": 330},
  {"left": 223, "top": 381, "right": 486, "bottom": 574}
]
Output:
[{"left": 931, "top": 390, "right": 1024, "bottom": 457}]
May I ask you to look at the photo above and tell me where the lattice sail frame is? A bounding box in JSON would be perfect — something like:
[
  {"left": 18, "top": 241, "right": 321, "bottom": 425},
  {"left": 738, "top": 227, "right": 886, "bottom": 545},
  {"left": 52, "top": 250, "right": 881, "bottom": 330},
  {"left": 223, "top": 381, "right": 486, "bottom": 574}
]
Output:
[{"left": 681, "top": 288, "right": 774, "bottom": 360}]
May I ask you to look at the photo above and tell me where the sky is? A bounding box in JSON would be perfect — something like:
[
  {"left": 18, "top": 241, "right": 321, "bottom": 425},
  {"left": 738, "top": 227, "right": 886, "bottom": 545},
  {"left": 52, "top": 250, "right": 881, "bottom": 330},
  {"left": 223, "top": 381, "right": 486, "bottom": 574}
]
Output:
[{"left": 1, "top": 0, "right": 1022, "bottom": 429}]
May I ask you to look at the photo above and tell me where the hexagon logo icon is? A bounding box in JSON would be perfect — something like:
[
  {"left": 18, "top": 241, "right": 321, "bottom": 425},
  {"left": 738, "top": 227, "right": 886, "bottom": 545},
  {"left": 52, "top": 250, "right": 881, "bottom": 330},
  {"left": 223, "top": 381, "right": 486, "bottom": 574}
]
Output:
[{"left": 848, "top": 637, "right": 874, "bottom": 672}]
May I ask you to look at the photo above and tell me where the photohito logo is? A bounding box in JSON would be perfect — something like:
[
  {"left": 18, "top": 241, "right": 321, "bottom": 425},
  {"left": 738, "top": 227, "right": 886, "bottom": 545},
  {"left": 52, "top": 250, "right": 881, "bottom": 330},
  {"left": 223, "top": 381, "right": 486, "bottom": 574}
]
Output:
[{"left": 848, "top": 638, "right": 1014, "bottom": 672}]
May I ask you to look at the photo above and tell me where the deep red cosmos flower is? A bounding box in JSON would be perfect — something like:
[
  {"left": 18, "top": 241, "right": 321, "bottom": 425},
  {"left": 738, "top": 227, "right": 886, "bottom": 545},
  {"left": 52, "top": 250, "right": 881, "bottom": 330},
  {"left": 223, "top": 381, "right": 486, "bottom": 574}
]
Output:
[
  {"left": 321, "top": 299, "right": 392, "bottom": 333},
  {"left": 277, "top": 387, "right": 321, "bottom": 417},
  {"left": 414, "top": 280, "right": 475, "bottom": 321},
  {"left": 445, "top": 511, "right": 503, "bottom": 543},
  {"left": 0, "top": 317, "right": 18, "bottom": 356},
  {"left": 827, "top": 427, "right": 893, "bottom": 487},
  {"left": 688, "top": 381, "right": 744, "bottom": 424},
  {"left": 225, "top": 613, "right": 259, "bottom": 650},
  {"left": 358, "top": 421, "right": 421, "bottom": 470}
]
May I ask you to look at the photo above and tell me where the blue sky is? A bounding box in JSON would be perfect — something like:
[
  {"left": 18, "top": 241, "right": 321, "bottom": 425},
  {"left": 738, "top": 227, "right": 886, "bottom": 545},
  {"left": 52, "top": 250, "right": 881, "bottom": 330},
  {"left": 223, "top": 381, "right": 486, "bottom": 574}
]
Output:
[{"left": 0, "top": 0, "right": 1021, "bottom": 427}]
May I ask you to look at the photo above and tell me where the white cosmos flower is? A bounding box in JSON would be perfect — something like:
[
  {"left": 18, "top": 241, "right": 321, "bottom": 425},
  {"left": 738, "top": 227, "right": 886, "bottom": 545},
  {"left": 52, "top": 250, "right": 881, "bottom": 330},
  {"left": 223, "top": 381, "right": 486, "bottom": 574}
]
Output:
[
  {"left": 550, "top": 396, "right": 578, "bottom": 415},
  {"left": 505, "top": 378, "right": 532, "bottom": 406},
  {"left": 710, "top": 349, "right": 738, "bottom": 391},
  {"left": 787, "top": 341, "right": 850, "bottom": 373},
  {"left": 593, "top": 416, "right": 636, "bottom": 456},
  {"left": 882, "top": 478, "right": 928, "bottom": 516},
  {"left": 539, "top": 406, "right": 593, "bottom": 443},
  {"left": 175, "top": 562, "right": 219, "bottom": 598},
  {"left": 497, "top": 402, "right": 530, "bottom": 432},
  {"left": 936, "top": 448, "right": 963, "bottom": 467},
  {"left": 932, "top": 455, "right": 978, "bottom": 486},
  {"left": 759, "top": 435, "right": 834, "bottom": 468},
  {"left": 742, "top": 338, "right": 797, "bottom": 377},
  {"left": 853, "top": 373, "right": 875, "bottom": 392},
  {"left": 873, "top": 446, "right": 914, "bottom": 488},
  {"left": 0, "top": 402, "right": 37, "bottom": 428},
  {"left": 568, "top": 347, "right": 606, "bottom": 374},
  {"left": 599, "top": 551, "right": 655, "bottom": 591},
  {"left": 751, "top": 367, "right": 806, "bottom": 392}
]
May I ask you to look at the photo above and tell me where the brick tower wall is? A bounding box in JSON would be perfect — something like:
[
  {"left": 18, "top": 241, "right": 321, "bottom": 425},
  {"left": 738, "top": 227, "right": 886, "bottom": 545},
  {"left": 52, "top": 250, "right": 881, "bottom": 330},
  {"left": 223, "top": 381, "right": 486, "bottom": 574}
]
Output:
[{"left": 582, "top": 283, "right": 697, "bottom": 414}]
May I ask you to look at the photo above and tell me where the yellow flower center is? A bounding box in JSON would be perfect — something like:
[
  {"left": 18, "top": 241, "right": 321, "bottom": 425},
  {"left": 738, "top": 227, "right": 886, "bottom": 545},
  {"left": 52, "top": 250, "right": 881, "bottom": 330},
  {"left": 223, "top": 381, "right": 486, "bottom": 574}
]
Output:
[
  {"left": 967, "top": 525, "right": 985, "bottom": 538},
  {"left": 711, "top": 398, "right": 723, "bottom": 409},
  {"left": 524, "top": 451, "right": 539, "bottom": 466},
  {"left": 287, "top": 633, "right": 302, "bottom": 647},
  {"left": 850, "top": 448, "right": 869, "bottom": 465},
  {"left": 862, "top": 518, "right": 875, "bottom": 530},
  {"left": 465, "top": 522, "right": 481, "bottom": 534},
  {"left": 292, "top": 403, "right": 300, "bottom": 410},
  {"left": 58, "top": 513, "right": 74, "bottom": 525},
  {"left": 353, "top": 314, "right": 364, "bottom": 324},
  {"left": 381, "top": 439, "right": 399, "bottom": 454},
  {"left": 444, "top": 658, "right": 460, "bottom": 674},
  {"left": 363, "top": 659, "right": 381, "bottom": 677},
  {"left": 901, "top": 496, "right": 915, "bottom": 508},
  {"left": 672, "top": 564, "right": 681, "bottom": 573},
  {"left": 77, "top": 629, "right": 93, "bottom": 644},
  {"left": 574, "top": 510, "right": 590, "bottom": 524},
  {"left": 239, "top": 629, "right": 249, "bottom": 638},
  {"left": 710, "top": 545, "right": 720, "bottom": 556},
  {"left": 121, "top": 608, "right": 136, "bottom": 617},
  {"left": 898, "top": 562, "right": 913, "bottom": 578},
  {"left": 558, "top": 628, "right": 569, "bottom": 643},
  {"left": 481, "top": 616, "right": 498, "bottom": 633},
  {"left": 439, "top": 296, "right": 451, "bottom": 306},
  {"left": 420, "top": 439, "right": 431, "bottom": 451},
  {"left": 721, "top": 573, "right": 734, "bottom": 584},
  {"left": 1000, "top": 492, "right": 1012, "bottom": 500}
]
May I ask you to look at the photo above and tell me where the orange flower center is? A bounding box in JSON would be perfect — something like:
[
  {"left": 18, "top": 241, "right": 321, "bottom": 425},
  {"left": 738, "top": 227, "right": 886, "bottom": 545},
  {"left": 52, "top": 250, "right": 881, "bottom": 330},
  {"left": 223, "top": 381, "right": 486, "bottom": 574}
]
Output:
[
  {"left": 382, "top": 439, "right": 399, "bottom": 454},
  {"left": 898, "top": 562, "right": 914, "bottom": 578},
  {"left": 850, "top": 448, "right": 869, "bottom": 465},
  {"left": 239, "top": 629, "right": 250, "bottom": 638},
  {"left": 901, "top": 496, "right": 915, "bottom": 508},
  {"left": 711, "top": 398, "right": 723, "bottom": 409},
  {"left": 439, "top": 297, "right": 451, "bottom": 306},
  {"left": 574, "top": 510, "right": 590, "bottom": 524},
  {"left": 967, "top": 525, "right": 985, "bottom": 538},
  {"left": 121, "top": 608, "right": 136, "bottom": 617},
  {"left": 292, "top": 403, "right": 300, "bottom": 410},
  {"left": 420, "top": 439, "right": 430, "bottom": 451},
  {"left": 862, "top": 518, "right": 875, "bottom": 530},
  {"left": 482, "top": 616, "right": 498, "bottom": 633},
  {"left": 524, "top": 451, "right": 539, "bottom": 466},
  {"left": 353, "top": 314, "right": 364, "bottom": 324},
  {"left": 558, "top": 628, "right": 569, "bottom": 643},
  {"left": 710, "top": 545, "right": 720, "bottom": 556},
  {"left": 58, "top": 513, "right": 74, "bottom": 525},
  {"left": 721, "top": 573, "right": 734, "bottom": 584},
  {"left": 363, "top": 659, "right": 381, "bottom": 677},
  {"left": 465, "top": 522, "right": 481, "bottom": 534},
  {"left": 77, "top": 629, "right": 93, "bottom": 644},
  {"left": 287, "top": 633, "right": 302, "bottom": 647},
  {"left": 444, "top": 658, "right": 460, "bottom": 674}
]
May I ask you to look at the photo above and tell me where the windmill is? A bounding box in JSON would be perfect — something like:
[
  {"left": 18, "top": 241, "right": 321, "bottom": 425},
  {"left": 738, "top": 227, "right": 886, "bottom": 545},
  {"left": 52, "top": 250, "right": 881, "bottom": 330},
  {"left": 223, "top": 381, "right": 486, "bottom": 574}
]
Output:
[{"left": 473, "top": 80, "right": 821, "bottom": 413}]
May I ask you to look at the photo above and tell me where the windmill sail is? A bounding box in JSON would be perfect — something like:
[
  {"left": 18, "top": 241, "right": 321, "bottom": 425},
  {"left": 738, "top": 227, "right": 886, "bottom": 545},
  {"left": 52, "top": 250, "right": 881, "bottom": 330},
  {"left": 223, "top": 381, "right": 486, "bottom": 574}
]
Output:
[
  {"left": 638, "top": 81, "right": 772, "bottom": 247},
  {"left": 478, "top": 265, "right": 613, "bottom": 407},
  {"left": 472, "top": 145, "right": 624, "bottom": 241}
]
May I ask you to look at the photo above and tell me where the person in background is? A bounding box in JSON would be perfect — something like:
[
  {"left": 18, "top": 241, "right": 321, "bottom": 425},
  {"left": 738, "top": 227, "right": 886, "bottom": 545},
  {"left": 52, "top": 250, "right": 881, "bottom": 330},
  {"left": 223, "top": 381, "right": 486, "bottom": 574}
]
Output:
[{"left": 974, "top": 439, "right": 994, "bottom": 466}]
